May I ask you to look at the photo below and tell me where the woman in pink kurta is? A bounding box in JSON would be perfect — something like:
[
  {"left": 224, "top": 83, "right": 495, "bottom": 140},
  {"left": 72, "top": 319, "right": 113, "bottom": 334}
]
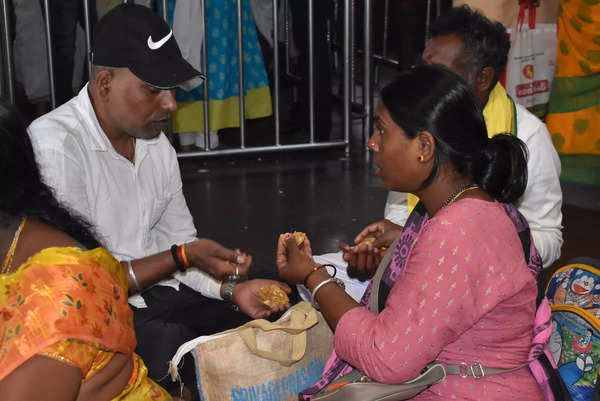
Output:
[
  {"left": 334, "top": 199, "right": 541, "bottom": 399},
  {"left": 276, "top": 65, "right": 544, "bottom": 400}
]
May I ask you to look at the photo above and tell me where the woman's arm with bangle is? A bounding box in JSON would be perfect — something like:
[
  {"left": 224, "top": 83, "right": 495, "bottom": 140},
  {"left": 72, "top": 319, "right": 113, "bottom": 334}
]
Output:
[
  {"left": 304, "top": 268, "right": 362, "bottom": 331},
  {"left": 277, "top": 235, "right": 361, "bottom": 330},
  {"left": 120, "top": 248, "right": 182, "bottom": 295}
]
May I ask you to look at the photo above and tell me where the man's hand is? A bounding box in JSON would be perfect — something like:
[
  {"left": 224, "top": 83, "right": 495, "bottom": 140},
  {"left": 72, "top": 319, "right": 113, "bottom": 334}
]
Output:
[
  {"left": 340, "top": 241, "right": 383, "bottom": 281},
  {"left": 276, "top": 233, "right": 315, "bottom": 285},
  {"left": 186, "top": 238, "right": 252, "bottom": 280},
  {"left": 341, "top": 219, "right": 403, "bottom": 281},
  {"left": 232, "top": 279, "right": 291, "bottom": 319}
]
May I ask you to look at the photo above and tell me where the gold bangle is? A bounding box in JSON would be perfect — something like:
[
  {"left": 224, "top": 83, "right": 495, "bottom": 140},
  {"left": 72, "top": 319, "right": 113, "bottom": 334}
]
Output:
[
  {"left": 303, "top": 263, "right": 336, "bottom": 287},
  {"left": 303, "top": 264, "right": 324, "bottom": 287}
]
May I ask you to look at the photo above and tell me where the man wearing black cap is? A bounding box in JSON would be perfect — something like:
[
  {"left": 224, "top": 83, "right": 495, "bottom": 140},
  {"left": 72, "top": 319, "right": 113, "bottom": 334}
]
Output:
[{"left": 28, "top": 4, "right": 290, "bottom": 394}]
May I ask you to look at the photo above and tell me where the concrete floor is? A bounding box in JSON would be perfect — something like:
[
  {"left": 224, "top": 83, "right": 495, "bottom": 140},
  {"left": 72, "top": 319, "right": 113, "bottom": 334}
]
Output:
[
  {"left": 180, "top": 149, "right": 383, "bottom": 277},
  {"left": 179, "top": 146, "right": 600, "bottom": 285}
]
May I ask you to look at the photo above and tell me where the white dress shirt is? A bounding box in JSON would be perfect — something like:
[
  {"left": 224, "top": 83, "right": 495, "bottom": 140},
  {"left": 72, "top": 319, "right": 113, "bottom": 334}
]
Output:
[
  {"left": 28, "top": 85, "right": 222, "bottom": 308},
  {"left": 385, "top": 104, "right": 563, "bottom": 268}
]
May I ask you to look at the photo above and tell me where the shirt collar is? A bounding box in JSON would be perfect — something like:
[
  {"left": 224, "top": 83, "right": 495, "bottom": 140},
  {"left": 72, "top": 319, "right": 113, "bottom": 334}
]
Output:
[{"left": 79, "top": 83, "right": 163, "bottom": 155}]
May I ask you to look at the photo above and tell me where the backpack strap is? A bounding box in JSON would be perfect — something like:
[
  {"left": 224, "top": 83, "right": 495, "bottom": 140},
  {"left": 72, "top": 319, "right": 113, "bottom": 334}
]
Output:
[
  {"left": 537, "top": 352, "right": 574, "bottom": 401},
  {"left": 593, "top": 379, "right": 600, "bottom": 401},
  {"left": 569, "top": 257, "right": 600, "bottom": 270}
]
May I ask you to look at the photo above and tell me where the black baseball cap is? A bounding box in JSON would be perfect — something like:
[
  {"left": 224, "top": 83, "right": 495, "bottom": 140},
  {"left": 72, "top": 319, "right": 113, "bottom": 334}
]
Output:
[{"left": 91, "top": 4, "right": 204, "bottom": 89}]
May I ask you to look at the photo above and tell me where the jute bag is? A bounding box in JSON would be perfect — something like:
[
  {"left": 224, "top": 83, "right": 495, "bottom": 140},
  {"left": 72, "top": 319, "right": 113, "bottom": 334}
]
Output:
[{"left": 169, "top": 302, "right": 334, "bottom": 401}]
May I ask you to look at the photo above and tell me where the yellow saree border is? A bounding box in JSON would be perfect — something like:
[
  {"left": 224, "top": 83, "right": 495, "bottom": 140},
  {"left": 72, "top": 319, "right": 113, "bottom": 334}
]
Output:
[
  {"left": 111, "top": 353, "right": 172, "bottom": 400},
  {"left": 173, "top": 86, "right": 273, "bottom": 133}
]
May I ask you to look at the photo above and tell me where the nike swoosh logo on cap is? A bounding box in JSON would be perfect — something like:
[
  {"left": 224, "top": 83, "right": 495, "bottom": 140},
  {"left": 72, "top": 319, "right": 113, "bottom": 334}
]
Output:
[{"left": 147, "top": 31, "right": 173, "bottom": 50}]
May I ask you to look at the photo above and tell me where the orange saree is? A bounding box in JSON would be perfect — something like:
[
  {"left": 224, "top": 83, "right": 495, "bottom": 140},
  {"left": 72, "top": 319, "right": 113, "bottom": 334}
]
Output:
[{"left": 0, "top": 247, "right": 171, "bottom": 400}]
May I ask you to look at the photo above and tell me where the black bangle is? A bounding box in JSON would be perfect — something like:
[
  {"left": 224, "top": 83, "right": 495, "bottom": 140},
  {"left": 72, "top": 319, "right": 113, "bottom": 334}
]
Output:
[
  {"left": 170, "top": 244, "right": 185, "bottom": 272},
  {"left": 323, "top": 263, "right": 337, "bottom": 278}
]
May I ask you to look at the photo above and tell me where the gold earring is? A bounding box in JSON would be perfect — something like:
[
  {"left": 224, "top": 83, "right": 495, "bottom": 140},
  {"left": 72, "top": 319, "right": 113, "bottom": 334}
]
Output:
[{"left": 418, "top": 155, "right": 424, "bottom": 162}]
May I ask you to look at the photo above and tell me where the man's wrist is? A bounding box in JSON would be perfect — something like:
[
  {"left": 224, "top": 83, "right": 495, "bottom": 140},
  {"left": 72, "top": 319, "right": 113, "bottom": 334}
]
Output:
[
  {"left": 221, "top": 280, "right": 235, "bottom": 301},
  {"left": 222, "top": 279, "right": 240, "bottom": 311},
  {"left": 170, "top": 244, "right": 189, "bottom": 272}
]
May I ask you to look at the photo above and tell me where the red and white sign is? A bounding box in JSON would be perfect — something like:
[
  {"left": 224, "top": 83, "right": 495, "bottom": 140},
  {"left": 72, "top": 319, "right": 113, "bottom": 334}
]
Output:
[{"left": 515, "top": 79, "right": 549, "bottom": 98}]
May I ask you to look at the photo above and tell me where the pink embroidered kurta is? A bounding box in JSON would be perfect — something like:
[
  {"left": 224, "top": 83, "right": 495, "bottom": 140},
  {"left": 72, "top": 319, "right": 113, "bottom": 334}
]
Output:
[{"left": 334, "top": 199, "right": 543, "bottom": 400}]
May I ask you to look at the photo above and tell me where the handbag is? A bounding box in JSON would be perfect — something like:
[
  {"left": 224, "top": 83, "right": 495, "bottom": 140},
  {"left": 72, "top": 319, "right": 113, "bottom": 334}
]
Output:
[
  {"left": 311, "top": 241, "right": 529, "bottom": 401},
  {"left": 169, "top": 301, "right": 334, "bottom": 401},
  {"left": 312, "top": 362, "right": 528, "bottom": 401}
]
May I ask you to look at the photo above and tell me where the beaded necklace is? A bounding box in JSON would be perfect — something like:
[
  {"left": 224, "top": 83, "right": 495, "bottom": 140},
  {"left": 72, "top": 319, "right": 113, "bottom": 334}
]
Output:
[{"left": 440, "top": 183, "right": 480, "bottom": 209}]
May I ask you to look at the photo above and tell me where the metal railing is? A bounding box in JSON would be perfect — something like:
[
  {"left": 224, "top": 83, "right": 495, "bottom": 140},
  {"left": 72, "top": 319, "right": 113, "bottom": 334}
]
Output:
[
  {"left": 0, "top": 0, "right": 441, "bottom": 157},
  {"left": 42, "top": 0, "right": 56, "bottom": 108},
  {"left": 1, "top": 0, "right": 15, "bottom": 104},
  {"left": 176, "top": 0, "right": 355, "bottom": 158}
]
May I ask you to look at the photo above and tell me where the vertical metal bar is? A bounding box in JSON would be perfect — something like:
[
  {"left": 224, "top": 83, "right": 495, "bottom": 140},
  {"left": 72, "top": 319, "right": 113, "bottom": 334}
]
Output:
[
  {"left": 349, "top": 0, "right": 355, "bottom": 102},
  {"left": 237, "top": 0, "right": 246, "bottom": 148},
  {"left": 363, "top": 0, "right": 372, "bottom": 151},
  {"left": 308, "top": 0, "right": 315, "bottom": 142},
  {"left": 43, "top": 0, "right": 56, "bottom": 109},
  {"left": 375, "top": 0, "right": 390, "bottom": 85},
  {"left": 343, "top": 0, "right": 351, "bottom": 153},
  {"left": 161, "top": 0, "right": 168, "bottom": 21},
  {"left": 284, "top": 0, "right": 290, "bottom": 76},
  {"left": 273, "top": 0, "right": 280, "bottom": 145},
  {"left": 1, "top": 0, "right": 15, "bottom": 103},
  {"left": 0, "top": 23, "right": 3, "bottom": 101},
  {"left": 425, "top": 0, "right": 431, "bottom": 46},
  {"left": 436, "top": 0, "right": 441, "bottom": 18},
  {"left": 382, "top": 0, "right": 389, "bottom": 59},
  {"left": 83, "top": 0, "right": 92, "bottom": 80},
  {"left": 332, "top": 0, "right": 339, "bottom": 72},
  {"left": 201, "top": 0, "right": 210, "bottom": 150}
]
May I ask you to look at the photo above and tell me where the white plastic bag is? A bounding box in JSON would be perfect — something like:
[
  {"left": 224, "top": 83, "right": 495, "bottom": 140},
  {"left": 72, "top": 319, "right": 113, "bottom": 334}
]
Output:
[{"left": 504, "top": 2, "right": 557, "bottom": 119}]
